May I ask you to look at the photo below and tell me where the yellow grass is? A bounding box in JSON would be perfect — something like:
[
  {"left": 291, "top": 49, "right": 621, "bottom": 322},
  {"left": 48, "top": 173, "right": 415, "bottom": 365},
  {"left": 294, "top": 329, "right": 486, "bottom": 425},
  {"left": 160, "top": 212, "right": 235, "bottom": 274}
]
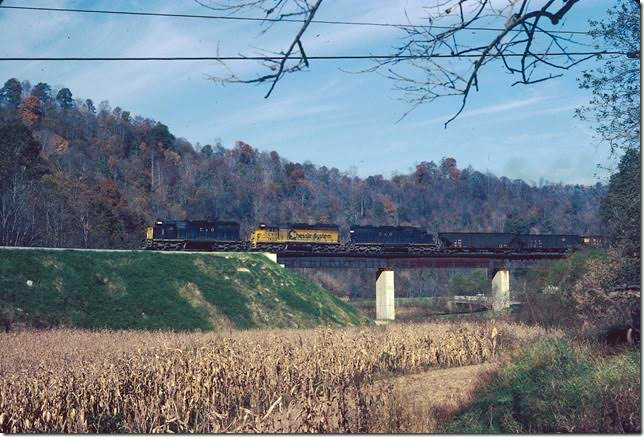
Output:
[{"left": 0, "top": 321, "right": 547, "bottom": 433}]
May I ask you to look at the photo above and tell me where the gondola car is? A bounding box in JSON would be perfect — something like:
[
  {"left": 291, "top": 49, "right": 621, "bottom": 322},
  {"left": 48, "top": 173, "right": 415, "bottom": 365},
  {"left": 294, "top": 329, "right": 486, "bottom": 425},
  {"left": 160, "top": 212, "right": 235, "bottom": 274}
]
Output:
[
  {"left": 349, "top": 225, "right": 437, "bottom": 254},
  {"left": 249, "top": 223, "right": 341, "bottom": 252},
  {"left": 145, "top": 219, "right": 243, "bottom": 251},
  {"left": 438, "top": 232, "right": 518, "bottom": 251}
]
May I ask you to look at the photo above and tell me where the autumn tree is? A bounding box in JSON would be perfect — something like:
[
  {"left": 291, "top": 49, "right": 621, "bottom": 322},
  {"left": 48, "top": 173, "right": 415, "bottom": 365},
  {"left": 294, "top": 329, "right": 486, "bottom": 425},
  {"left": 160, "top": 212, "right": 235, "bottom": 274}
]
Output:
[
  {"left": 18, "top": 96, "right": 42, "bottom": 127},
  {"left": 440, "top": 157, "right": 461, "bottom": 182},
  {"left": 415, "top": 161, "right": 438, "bottom": 184}
]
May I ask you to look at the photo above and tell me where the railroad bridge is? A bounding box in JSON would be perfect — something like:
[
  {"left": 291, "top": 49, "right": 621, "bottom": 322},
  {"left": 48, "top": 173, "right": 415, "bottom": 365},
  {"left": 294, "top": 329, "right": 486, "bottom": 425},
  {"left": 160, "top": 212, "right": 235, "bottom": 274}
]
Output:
[{"left": 269, "top": 249, "right": 567, "bottom": 322}]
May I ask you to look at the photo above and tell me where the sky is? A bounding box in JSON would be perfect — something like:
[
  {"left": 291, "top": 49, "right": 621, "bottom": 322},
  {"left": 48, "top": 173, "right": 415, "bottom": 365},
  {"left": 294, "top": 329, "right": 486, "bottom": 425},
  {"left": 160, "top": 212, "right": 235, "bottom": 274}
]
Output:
[{"left": 0, "top": 0, "right": 618, "bottom": 185}]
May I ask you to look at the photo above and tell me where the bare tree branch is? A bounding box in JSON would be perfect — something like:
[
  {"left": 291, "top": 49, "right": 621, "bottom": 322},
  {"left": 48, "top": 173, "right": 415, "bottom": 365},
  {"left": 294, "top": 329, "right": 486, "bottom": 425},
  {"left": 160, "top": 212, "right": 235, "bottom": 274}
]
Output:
[
  {"left": 199, "top": 0, "right": 594, "bottom": 124},
  {"left": 377, "top": 0, "right": 591, "bottom": 126},
  {"left": 198, "top": 0, "right": 322, "bottom": 98}
]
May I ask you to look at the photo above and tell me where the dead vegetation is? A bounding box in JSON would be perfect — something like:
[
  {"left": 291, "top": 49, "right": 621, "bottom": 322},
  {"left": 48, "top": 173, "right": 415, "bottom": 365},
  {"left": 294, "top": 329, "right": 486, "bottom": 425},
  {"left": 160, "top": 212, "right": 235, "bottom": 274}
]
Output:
[{"left": 0, "top": 321, "right": 546, "bottom": 433}]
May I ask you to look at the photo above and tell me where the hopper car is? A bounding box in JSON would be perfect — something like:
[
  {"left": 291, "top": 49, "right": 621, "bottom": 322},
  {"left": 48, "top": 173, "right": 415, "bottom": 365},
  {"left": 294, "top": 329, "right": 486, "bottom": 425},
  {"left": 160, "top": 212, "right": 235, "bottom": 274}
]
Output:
[{"left": 438, "top": 232, "right": 518, "bottom": 251}]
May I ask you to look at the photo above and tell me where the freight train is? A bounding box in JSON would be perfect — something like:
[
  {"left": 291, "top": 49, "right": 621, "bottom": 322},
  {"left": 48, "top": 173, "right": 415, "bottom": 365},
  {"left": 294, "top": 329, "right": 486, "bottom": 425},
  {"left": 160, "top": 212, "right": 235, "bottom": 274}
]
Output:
[{"left": 144, "top": 219, "right": 604, "bottom": 253}]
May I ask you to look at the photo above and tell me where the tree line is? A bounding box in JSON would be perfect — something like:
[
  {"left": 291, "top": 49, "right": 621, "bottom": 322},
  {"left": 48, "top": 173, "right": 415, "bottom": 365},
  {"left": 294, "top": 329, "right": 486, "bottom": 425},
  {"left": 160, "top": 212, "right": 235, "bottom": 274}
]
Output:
[{"left": 0, "top": 77, "right": 605, "bottom": 251}]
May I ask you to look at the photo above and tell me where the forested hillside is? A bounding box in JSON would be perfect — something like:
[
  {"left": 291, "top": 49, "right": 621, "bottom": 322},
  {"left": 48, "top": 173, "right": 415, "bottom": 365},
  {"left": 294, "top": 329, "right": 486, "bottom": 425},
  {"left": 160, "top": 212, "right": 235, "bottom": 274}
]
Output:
[{"left": 0, "top": 77, "right": 604, "bottom": 250}]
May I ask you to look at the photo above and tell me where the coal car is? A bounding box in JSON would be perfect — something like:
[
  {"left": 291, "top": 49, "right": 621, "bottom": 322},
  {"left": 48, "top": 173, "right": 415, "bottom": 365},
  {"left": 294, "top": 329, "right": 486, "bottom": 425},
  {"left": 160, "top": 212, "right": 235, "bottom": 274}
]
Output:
[
  {"left": 581, "top": 235, "right": 606, "bottom": 247},
  {"left": 145, "top": 219, "right": 243, "bottom": 250},
  {"left": 514, "top": 234, "right": 581, "bottom": 251},
  {"left": 438, "top": 232, "right": 518, "bottom": 251}
]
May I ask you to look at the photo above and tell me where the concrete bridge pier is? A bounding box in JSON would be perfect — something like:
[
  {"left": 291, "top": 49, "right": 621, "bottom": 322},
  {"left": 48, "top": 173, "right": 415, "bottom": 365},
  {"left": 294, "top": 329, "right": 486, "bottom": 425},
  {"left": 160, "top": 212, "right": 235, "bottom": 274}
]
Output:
[
  {"left": 490, "top": 268, "right": 510, "bottom": 310},
  {"left": 376, "top": 269, "right": 395, "bottom": 322}
]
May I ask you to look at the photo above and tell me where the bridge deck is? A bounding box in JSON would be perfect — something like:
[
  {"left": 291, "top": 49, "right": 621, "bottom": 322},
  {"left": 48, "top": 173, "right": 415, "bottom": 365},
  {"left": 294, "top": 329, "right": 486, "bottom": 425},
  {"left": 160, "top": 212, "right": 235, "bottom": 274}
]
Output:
[{"left": 277, "top": 250, "right": 566, "bottom": 269}]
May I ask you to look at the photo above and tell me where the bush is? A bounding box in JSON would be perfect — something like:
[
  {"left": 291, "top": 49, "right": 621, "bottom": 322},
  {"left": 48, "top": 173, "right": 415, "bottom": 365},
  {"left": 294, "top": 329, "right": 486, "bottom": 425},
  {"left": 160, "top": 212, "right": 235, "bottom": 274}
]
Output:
[
  {"left": 445, "top": 337, "right": 641, "bottom": 433},
  {"left": 0, "top": 304, "right": 15, "bottom": 332},
  {"left": 571, "top": 249, "right": 640, "bottom": 336},
  {"left": 515, "top": 249, "right": 639, "bottom": 337}
]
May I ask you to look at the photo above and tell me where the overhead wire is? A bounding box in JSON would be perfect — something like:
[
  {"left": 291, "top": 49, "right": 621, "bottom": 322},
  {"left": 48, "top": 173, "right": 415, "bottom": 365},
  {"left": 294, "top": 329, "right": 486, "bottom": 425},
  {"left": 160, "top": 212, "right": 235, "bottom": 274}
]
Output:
[
  {"left": 0, "top": 4, "right": 625, "bottom": 63},
  {"left": 0, "top": 52, "right": 627, "bottom": 62},
  {"left": 0, "top": 4, "right": 593, "bottom": 35}
]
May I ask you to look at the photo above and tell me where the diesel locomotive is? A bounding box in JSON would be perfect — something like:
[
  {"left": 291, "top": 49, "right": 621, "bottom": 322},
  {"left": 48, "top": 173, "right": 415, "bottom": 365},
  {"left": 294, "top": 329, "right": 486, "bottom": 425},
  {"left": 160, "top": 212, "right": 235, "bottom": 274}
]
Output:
[
  {"left": 145, "top": 219, "right": 603, "bottom": 253},
  {"left": 249, "top": 223, "right": 340, "bottom": 252},
  {"left": 348, "top": 225, "right": 438, "bottom": 254},
  {"left": 145, "top": 220, "right": 244, "bottom": 251}
]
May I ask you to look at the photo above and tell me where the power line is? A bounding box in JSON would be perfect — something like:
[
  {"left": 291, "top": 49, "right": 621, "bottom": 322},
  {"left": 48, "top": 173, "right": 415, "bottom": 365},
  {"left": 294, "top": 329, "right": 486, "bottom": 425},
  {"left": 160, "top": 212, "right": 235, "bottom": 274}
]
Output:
[
  {"left": 0, "top": 52, "right": 624, "bottom": 62},
  {"left": 0, "top": 4, "right": 593, "bottom": 35}
]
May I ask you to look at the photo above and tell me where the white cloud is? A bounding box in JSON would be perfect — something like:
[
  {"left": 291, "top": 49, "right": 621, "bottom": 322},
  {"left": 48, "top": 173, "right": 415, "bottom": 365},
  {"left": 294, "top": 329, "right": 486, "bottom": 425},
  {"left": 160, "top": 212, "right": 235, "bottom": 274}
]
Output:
[{"left": 405, "top": 95, "right": 547, "bottom": 128}]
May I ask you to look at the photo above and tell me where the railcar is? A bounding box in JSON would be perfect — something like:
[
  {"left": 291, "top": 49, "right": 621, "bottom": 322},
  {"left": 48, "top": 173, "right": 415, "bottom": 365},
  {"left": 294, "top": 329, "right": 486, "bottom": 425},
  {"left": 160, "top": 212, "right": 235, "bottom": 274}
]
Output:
[
  {"left": 581, "top": 235, "right": 606, "bottom": 247},
  {"left": 249, "top": 223, "right": 341, "bottom": 252},
  {"left": 349, "top": 225, "right": 438, "bottom": 254},
  {"left": 145, "top": 219, "right": 244, "bottom": 251},
  {"left": 514, "top": 234, "right": 581, "bottom": 251},
  {"left": 438, "top": 232, "right": 518, "bottom": 251}
]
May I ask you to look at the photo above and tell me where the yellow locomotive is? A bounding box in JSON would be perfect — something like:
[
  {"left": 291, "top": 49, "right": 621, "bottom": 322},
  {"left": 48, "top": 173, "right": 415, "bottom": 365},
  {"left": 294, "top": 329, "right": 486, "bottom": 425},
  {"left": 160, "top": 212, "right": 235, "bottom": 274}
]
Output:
[{"left": 249, "top": 223, "right": 340, "bottom": 249}]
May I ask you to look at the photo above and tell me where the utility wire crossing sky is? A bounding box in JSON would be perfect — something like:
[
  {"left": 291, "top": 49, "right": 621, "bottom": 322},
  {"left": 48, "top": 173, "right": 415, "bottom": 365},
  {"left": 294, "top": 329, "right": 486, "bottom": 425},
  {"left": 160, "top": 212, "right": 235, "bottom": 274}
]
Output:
[{"left": 0, "top": 0, "right": 618, "bottom": 186}]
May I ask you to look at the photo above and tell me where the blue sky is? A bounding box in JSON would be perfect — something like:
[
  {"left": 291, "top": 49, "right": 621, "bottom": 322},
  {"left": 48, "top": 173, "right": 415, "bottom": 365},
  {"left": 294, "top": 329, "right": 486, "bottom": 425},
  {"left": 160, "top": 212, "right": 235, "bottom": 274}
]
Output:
[{"left": 0, "top": 0, "right": 616, "bottom": 185}]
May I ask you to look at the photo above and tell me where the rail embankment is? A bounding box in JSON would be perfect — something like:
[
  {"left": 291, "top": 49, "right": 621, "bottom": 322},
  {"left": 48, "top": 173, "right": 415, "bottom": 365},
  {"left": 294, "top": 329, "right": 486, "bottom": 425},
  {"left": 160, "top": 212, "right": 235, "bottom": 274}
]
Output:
[{"left": 0, "top": 248, "right": 366, "bottom": 330}]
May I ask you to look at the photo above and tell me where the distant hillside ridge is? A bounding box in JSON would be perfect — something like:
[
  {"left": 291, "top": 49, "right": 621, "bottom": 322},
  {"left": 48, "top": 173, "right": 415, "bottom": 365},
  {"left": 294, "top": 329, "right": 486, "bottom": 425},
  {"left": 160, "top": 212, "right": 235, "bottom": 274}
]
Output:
[
  {"left": 0, "top": 77, "right": 604, "bottom": 251},
  {"left": 0, "top": 248, "right": 367, "bottom": 330}
]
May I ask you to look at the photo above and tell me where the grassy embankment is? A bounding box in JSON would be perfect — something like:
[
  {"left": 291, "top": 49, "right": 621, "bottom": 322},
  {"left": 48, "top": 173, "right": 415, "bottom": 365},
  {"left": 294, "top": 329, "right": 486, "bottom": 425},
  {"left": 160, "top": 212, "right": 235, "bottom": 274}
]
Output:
[{"left": 0, "top": 248, "right": 366, "bottom": 330}]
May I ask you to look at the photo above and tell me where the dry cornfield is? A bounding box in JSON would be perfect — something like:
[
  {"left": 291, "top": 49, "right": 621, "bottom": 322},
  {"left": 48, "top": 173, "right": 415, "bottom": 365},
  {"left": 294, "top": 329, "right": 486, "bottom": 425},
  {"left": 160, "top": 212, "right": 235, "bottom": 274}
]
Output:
[{"left": 0, "top": 321, "right": 548, "bottom": 433}]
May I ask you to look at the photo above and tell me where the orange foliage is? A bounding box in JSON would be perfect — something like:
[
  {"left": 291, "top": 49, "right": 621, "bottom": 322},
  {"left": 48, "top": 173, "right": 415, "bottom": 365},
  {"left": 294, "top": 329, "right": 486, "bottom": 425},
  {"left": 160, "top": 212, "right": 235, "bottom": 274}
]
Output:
[{"left": 18, "top": 96, "right": 41, "bottom": 127}]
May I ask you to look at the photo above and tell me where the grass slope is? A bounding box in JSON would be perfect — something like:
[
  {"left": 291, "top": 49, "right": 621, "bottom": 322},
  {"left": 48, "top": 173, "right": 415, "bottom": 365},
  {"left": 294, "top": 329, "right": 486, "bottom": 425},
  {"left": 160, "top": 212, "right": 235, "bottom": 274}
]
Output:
[{"left": 0, "top": 249, "right": 367, "bottom": 331}]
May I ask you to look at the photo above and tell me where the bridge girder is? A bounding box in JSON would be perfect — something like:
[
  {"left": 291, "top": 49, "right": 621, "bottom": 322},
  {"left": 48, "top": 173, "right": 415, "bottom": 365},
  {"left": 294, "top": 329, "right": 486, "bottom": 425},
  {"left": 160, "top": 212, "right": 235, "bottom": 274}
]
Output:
[{"left": 277, "top": 254, "right": 561, "bottom": 269}]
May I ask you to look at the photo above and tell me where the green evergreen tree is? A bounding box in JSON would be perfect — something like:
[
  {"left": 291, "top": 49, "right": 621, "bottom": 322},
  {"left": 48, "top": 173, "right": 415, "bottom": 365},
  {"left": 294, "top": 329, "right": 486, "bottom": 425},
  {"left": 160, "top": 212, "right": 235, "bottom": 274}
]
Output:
[
  {"left": 600, "top": 148, "right": 640, "bottom": 257},
  {"left": 85, "top": 98, "right": 96, "bottom": 113},
  {"left": 0, "top": 78, "right": 22, "bottom": 109},
  {"left": 56, "top": 87, "right": 74, "bottom": 109},
  {"left": 0, "top": 121, "right": 44, "bottom": 183},
  {"left": 31, "top": 82, "right": 52, "bottom": 103}
]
